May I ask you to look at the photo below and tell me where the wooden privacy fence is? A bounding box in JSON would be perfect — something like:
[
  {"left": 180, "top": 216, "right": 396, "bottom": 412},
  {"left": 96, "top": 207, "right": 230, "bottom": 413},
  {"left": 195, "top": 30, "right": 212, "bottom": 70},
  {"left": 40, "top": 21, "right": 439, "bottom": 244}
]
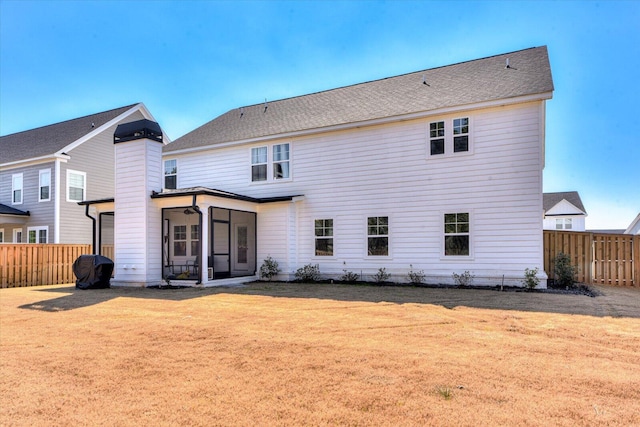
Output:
[
  {"left": 0, "top": 244, "right": 91, "bottom": 288},
  {"left": 543, "top": 231, "right": 639, "bottom": 286}
]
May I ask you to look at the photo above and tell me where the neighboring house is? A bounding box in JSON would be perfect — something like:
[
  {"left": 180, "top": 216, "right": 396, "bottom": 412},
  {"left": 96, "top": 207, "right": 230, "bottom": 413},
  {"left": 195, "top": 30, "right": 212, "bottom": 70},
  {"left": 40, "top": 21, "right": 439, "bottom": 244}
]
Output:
[
  {"left": 83, "top": 46, "right": 554, "bottom": 288},
  {"left": 0, "top": 104, "right": 159, "bottom": 244},
  {"left": 543, "top": 191, "right": 587, "bottom": 231},
  {"left": 625, "top": 213, "right": 640, "bottom": 235}
]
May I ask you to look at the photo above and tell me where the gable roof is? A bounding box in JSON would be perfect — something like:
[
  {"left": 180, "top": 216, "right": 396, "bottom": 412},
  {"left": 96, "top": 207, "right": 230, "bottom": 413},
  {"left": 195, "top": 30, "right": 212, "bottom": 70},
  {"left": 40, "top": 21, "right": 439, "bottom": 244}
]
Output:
[
  {"left": 166, "top": 46, "right": 553, "bottom": 153},
  {"left": 1, "top": 103, "right": 143, "bottom": 165},
  {"left": 543, "top": 191, "right": 587, "bottom": 215}
]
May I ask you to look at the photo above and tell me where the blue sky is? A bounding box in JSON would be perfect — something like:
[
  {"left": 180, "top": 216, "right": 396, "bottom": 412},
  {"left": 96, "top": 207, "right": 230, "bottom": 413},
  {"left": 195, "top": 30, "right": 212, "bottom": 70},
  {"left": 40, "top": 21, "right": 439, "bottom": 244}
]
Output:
[{"left": 1, "top": 0, "right": 638, "bottom": 229}]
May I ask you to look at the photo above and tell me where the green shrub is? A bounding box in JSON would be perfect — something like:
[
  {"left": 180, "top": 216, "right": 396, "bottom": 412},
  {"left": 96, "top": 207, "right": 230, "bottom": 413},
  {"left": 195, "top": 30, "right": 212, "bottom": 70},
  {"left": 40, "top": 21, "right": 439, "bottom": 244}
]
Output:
[
  {"left": 554, "top": 252, "right": 577, "bottom": 288},
  {"left": 407, "top": 264, "right": 426, "bottom": 284},
  {"left": 340, "top": 270, "right": 360, "bottom": 283},
  {"left": 259, "top": 256, "right": 280, "bottom": 281},
  {"left": 373, "top": 267, "right": 391, "bottom": 283},
  {"left": 522, "top": 267, "right": 540, "bottom": 291},
  {"left": 452, "top": 271, "right": 474, "bottom": 287},
  {"left": 295, "top": 264, "right": 321, "bottom": 282}
]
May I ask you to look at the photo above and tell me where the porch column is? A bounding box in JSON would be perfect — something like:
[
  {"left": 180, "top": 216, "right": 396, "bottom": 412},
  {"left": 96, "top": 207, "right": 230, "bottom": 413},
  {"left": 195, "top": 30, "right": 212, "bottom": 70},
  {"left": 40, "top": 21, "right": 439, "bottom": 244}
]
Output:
[{"left": 200, "top": 205, "right": 209, "bottom": 283}]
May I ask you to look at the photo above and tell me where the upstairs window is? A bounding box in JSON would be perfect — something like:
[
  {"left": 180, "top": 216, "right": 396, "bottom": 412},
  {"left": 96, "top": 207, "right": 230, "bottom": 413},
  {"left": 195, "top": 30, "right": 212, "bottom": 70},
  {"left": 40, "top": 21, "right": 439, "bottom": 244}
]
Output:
[
  {"left": 367, "top": 216, "right": 389, "bottom": 256},
  {"left": 12, "top": 173, "right": 23, "bottom": 204},
  {"left": 427, "top": 117, "right": 471, "bottom": 157},
  {"left": 67, "top": 170, "right": 86, "bottom": 202},
  {"left": 39, "top": 169, "right": 51, "bottom": 202},
  {"left": 453, "top": 118, "right": 469, "bottom": 152},
  {"left": 273, "top": 143, "right": 290, "bottom": 179},
  {"left": 164, "top": 159, "right": 177, "bottom": 189},
  {"left": 444, "top": 213, "right": 470, "bottom": 256},
  {"left": 251, "top": 147, "right": 268, "bottom": 182},
  {"left": 555, "top": 218, "right": 573, "bottom": 230},
  {"left": 429, "top": 121, "right": 445, "bottom": 155},
  {"left": 314, "top": 219, "right": 334, "bottom": 256}
]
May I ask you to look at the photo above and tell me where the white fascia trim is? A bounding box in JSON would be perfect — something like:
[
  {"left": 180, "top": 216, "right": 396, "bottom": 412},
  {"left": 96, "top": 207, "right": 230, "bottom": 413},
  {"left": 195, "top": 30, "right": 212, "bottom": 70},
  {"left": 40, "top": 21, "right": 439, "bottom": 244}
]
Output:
[
  {"left": 164, "top": 92, "right": 553, "bottom": 156},
  {"left": 55, "top": 104, "right": 145, "bottom": 156},
  {"left": 0, "top": 153, "right": 70, "bottom": 170}
]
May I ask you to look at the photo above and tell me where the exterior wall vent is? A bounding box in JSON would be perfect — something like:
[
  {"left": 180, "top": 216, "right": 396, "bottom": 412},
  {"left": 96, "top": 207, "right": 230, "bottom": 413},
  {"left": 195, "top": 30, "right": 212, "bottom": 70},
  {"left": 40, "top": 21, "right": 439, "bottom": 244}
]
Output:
[{"left": 114, "top": 119, "right": 163, "bottom": 143}]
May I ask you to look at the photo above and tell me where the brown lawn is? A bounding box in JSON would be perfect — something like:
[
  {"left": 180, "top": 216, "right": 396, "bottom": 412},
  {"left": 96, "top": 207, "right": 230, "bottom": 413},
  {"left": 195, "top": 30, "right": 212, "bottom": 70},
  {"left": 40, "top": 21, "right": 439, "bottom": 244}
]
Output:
[{"left": 1, "top": 283, "right": 639, "bottom": 426}]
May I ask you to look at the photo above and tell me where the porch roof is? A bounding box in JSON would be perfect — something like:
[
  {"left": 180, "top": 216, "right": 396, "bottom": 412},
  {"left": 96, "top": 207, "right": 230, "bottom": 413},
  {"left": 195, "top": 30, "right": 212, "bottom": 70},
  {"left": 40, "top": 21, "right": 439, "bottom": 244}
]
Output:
[
  {"left": 151, "top": 187, "right": 302, "bottom": 204},
  {"left": 0, "top": 203, "right": 30, "bottom": 216},
  {"left": 78, "top": 187, "right": 302, "bottom": 207}
]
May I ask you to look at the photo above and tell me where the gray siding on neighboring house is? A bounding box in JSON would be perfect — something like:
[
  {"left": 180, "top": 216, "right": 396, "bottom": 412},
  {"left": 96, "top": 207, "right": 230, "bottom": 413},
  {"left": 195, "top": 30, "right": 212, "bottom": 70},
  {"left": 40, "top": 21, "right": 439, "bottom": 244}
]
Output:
[
  {"left": 0, "top": 162, "right": 56, "bottom": 242},
  {"left": 58, "top": 110, "right": 146, "bottom": 244}
]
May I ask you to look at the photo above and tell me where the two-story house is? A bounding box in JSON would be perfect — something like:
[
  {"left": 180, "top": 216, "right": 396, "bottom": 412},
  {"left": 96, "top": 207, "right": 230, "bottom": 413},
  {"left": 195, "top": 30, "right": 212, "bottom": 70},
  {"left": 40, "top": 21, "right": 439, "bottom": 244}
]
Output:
[
  {"left": 0, "top": 103, "right": 158, "bottom": 245},
  {"left": 83, "top": 46, "right": 554, "bottom": 288}
]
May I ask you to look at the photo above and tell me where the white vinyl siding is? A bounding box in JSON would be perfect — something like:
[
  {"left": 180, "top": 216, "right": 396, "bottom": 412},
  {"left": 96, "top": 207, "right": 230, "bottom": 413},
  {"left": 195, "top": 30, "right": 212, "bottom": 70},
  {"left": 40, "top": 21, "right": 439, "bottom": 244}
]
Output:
[
  {"left": 39, "top": 169, "right": 51, "bottom": 202},
  {"left": 12, "top": 173, "right": 23, "bottom": 204},
  {"left": 169, "top": 101, "right": 545, "bottom": 284}
]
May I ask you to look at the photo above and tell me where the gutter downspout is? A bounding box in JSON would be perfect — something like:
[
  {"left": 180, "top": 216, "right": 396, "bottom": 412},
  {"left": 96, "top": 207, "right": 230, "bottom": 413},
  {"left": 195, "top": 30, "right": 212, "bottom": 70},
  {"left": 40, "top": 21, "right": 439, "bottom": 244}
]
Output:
[
  {"left": 84, "top": 204, "right": 96, "bottom": 254},
  {"left": 191, "top": 195, "right": 202, "bottom": 285}
]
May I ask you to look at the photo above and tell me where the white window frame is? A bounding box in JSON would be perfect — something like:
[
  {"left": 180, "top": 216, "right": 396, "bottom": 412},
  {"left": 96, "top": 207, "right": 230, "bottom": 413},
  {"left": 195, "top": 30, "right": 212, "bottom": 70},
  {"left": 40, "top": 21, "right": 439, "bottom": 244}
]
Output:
[
  {"left": 555, "top": 218, "right": 573, "bottom": 230},
  {"left": 66, "top": 169, "right": 86, "bottom": 202},
  {"left": 442, "top": 211, "right": 473, "bottom": 259},
  {"left": 27, "top": 226, "right": 48, "bottom": 244},
  {"left": 39, "top": 169, "right": 51, "bottom": 202},
  {"left": 366, "top": 215, "right": 390, "bottom": 258},
  {"left": 250, "top": 143, "right": 292, "bottom": 183},
  {"left": 272, "top": 143, "right": 290, "bottom": 180},
  {"left": 426, "top": 116, "right": 473, "bottom": 158},
  {"left": 13, "top": 228, "right": 23, "bottom": 243},
  {"left": 12, "top": 173, "right": 23, "bottom": 205},
  {"left": 0, "top": 229, "right": 4, "bottom": 243},
  {"left": 251, "top": 146, "right": 268, "bottom": 182},
  {"left": 164, "top": 159, "right": 177, "bottom": 190},
  {"left": 173, "top": 225, "right": 187, "bottom": 257},
  {"left": 314, "top": 218, "right": 334, "bottom": 257}
]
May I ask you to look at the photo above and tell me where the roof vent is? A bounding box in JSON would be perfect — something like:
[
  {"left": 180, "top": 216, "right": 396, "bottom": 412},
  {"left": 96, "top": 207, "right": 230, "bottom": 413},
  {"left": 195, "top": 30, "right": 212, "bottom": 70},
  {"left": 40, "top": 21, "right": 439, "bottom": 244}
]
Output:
[{"left": 114, "top": 119, "right": 163, "bottom": 144}]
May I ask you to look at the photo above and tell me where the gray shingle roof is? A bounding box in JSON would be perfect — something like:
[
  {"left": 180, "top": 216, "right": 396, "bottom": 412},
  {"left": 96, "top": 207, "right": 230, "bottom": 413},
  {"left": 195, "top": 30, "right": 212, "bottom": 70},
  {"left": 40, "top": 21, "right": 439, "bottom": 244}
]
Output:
[
  {"left": 166, "top": 46, "right": 553, "bottom": 152},
  {"left": 543, "top": 191, "right": 587, "bottom": 214},
  {"left": 1, "top": 104, "right": 140, "bottom": 164}
]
